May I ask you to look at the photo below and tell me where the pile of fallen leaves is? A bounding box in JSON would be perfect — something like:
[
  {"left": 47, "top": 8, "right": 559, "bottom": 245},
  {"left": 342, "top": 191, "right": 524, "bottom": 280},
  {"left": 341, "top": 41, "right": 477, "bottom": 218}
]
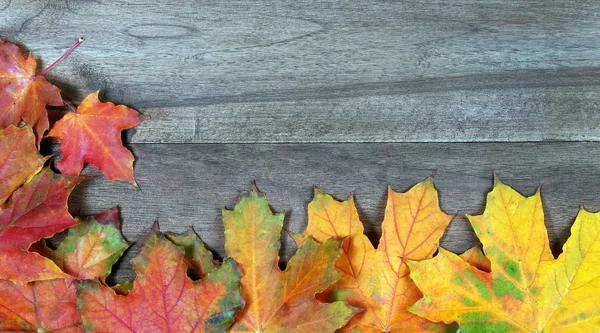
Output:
[{"left": 1, "top": 40, "right": 599, "bottom": 333}]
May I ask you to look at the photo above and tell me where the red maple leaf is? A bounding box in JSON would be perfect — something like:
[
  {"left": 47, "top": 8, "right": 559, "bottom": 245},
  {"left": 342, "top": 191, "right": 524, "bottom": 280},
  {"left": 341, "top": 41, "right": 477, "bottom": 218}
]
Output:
[
  {"left": 6, "top": 207, "right": 131, "bottom": 333},
  {"left": 0, "top": 167, "right": 85, "bottom": 283},
  {"left": 77, "top": 230, "right": 244, "bottom": 332},
  {"left": 0, "top": 278, "right": 81, "bottom": 332},
  {"left": 48, "top": 91, "right": 146, "bottom": 184},
  {"left": 0, "top": 41, "right": 63, "bottom": 142}
]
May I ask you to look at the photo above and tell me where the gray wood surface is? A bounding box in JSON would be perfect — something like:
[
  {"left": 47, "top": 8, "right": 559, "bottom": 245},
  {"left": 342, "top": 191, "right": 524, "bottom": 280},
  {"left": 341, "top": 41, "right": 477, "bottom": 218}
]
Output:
[
  {"left": 1, "top": 0, "right": 599, "bottom": 143},
  {"left": 71, "top": 142, "right": 600, "bottom": 283},
  {"left": 1, "top": 0, "right": 599, "bottom": 283}
]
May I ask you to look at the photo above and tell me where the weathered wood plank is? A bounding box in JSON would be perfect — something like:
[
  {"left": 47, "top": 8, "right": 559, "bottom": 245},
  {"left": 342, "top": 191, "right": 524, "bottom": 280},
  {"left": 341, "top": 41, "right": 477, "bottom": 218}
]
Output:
[
  {"left": 2, "top": 0, "right": 599, "bottom": 143},
  {"left": 69, "top": 142, "right": 600, "bottom": 282}
]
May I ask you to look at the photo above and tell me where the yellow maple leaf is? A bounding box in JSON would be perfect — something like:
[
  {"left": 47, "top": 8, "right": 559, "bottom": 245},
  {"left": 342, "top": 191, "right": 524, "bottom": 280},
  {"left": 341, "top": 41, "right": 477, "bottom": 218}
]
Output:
[
  {"left": 459, "top": 245, "right": 491, "bottom": 273},
  {"left": 408, "top": 179, "right": 600, "bottom": 332},
  {"left": 295, "top": 178, "right": 456, "bottom": 332}
]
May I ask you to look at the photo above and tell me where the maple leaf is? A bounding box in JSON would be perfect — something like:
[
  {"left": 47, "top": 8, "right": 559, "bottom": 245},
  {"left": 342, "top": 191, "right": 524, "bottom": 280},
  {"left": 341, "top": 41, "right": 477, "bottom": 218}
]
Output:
[
  {"left": 294, "top": 178, "right": 455, "bottom": 332},
  {"left": 111, "top": 279, "right": 134, "bottom": 295},
  {"left": 223, "top": 186, "right": 357, "bottom": 333},
  {"left": 0, "top": 278, "right": 81, "bottom": 332},
  {"left": 0, "top": 167, "right": 84, "bottom": 283},
  {"left": 48, "top": 91, "right": 146, "bottom": 184},
  {"left": 77, "top": 229, "right": 244, "bottom": 333},
  {"left": 4, "top": 208, "right": 127, "bottom": 333},
  {"left": 0, "top": 41, "right": 63, "bottom": 142},
  {"left": 34, "top": 206, "right": 130, "bottom": 282},
  {"left": 166, "top": 228, "right": 221, "bottom": 279},
  {"left": 0, "top": 125, "right": 46, "bottom": 204},
  {"left": 459, "top": 245, "right": 491, "bottom": 272},
  {"left": 408, "top": 179, "right": 600, "bottom": 332}
]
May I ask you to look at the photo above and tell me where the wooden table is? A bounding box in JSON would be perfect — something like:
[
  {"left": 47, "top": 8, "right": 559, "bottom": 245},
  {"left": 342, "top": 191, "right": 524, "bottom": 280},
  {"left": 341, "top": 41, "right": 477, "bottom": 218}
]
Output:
[{"left": 2, "top": 0, "right": 599, "bottom": 283}]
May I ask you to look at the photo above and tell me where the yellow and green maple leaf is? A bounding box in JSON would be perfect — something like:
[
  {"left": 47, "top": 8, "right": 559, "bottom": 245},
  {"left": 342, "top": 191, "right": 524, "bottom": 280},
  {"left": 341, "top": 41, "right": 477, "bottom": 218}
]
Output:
[{"left": 409, "top": 179, "right": 600, "bottom": 333}]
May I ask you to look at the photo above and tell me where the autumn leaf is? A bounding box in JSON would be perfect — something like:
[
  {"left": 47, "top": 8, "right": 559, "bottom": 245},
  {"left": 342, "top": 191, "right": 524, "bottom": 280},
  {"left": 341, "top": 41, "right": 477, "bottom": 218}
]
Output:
[
  {"left": 459, "top": 245, "right": 491, "bottom": 272},
  {"left": 0, "top": 167, "right": 84, "bottom": 283},
  {"left": 77, "top": 229, "right": 244, "bottom": 333},
  {"left": 294, "top": 178, "right": 455, "bottom": 332},
  {"left": 48, "top": 91, "right": 146, "bottom": 184},
  {"left": 223, "top": 186, "right": 357, "bottom": 333},
  {"left": 166, "top": 228, "right": 220, "bottom": 279},
  {"left": 111, "top": 279, "right": 134, "bottom": 295},
  {"left": 0, "top": 167, "right": 81, "bottom": 250},
  {"left": 0, "top": 125, "right": 46, "bottom": 204},
  {"left": 34, "top": 206, "right": 130, "bottom": 282},
  {"left": 3, "top": 208, "right": 127, "bottom": 333},
  {"left": 408, "top": 179, "right": 600, "bottom": 332},
  {"left": 0, "top": 278, "right": 81, "bottom": 332},
  {"left": 0, "top": 41, "right": 63, "bottom": 142}
]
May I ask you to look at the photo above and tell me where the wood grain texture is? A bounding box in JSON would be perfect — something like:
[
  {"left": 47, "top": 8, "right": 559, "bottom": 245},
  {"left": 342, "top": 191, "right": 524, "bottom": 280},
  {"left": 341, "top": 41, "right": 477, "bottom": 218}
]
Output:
[
  {"left": 69, "top": 142, "right": 600, "bottom": 282},
  {"left": 1, "top": 0, "right": 599, "bottom": 142}
]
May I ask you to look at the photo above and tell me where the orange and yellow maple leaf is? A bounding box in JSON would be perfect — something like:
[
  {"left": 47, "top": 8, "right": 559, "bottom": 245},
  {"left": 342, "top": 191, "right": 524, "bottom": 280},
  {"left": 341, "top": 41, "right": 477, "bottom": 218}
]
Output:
[
  {"left": 0, "top": 125, "right": 46, "bottom": 204},
  {"left": 409, "top": 179, "right": 600, "bottom": 332},
  {"left": 295, "top": 178, "right": 455, "bottom": 332}
]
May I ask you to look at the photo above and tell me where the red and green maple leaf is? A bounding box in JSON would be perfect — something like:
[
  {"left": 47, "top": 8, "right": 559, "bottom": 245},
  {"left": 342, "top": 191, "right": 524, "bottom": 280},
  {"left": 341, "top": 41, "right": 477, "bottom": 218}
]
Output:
[
  {"left": 48, "top": 91, "right": 146, "bottom": 184},
  {"left": 77, "top": 227, "right": 244, "bottom": 332},
  {"left": 34, "top": 206, "right": 130, "bottom": 282},
  {"left": 0, "top": 41, "right": 63, "bottom": 142},
  {"left": 0, "top": 207, "right": 131, "bottom": 333},
  {"left": 0, "top": 167, "right": 84, "bottom": 283},
  {"left": 294, "top": 179, "right": 455, "bottom": 332},
  {"left": 223, "top": 186, "right": 357, "bottom": 333},
  {"left": 0, "top": 125, "right": 46, "bottom": 204}
]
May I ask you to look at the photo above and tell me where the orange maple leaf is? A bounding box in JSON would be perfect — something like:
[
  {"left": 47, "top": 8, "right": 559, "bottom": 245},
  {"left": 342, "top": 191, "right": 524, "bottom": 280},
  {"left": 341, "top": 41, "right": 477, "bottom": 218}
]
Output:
[
  {"left": 223, "top": 187, "right": 357, "bottom": 333},
  {"left": 48, "top": 91, "right": 146, "bottom": 184},
  {"left": 295, "top": 178, "right": 455, "bottom": 332},
  {"left": 409, "top": 179, "right": 600, "bottom": 332},
  {"left": 0, "top": 125, "right": 46, "bottom": 204},
  {"left": 77, "top": 229, "right": 244, "bottom": 332},
  {"left": 0, "top": 41, "right": 63, "bottom": 142}
]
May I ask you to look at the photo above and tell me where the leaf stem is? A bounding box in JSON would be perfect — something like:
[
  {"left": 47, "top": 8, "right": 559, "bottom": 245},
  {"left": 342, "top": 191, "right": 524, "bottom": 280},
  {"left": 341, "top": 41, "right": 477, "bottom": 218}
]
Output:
[
  {"left": 38, "top": 37, "right": 84, "bottom": 76},
  {"left": 63, "top": 100, "right": 77, "bottom": 113}
]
